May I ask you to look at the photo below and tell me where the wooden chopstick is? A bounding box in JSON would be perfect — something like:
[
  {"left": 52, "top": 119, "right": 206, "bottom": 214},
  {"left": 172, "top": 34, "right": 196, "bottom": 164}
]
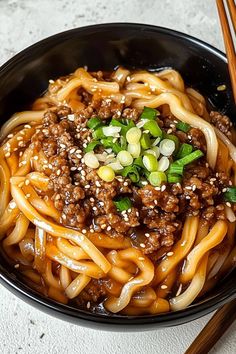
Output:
[
  {"left": 185, "top": 1, "right": 236, "bottom": 352},
  {"left": 185, "top": 298, "right": 236, "bottom": 354},
  {"left": 227, "top": 0, "right": 236, "bottom": 34},
  {"left": 216, "top": 0, "right": 236, "bottom": 102}
]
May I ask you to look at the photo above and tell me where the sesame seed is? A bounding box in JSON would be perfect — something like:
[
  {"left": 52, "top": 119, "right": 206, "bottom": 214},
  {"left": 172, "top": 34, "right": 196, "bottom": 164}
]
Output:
[
  {"left": 136, "top": 211, "right": 139, "bottom": 217},
  {"left": 140, "top": 243, "right": 145, "bottom": 248},
  {"left": 216, "top": 173, "right": 219, "bottom": 177},
  {"left": 141, "top": 181, "right": 148, "bottom": 185},
  {"left": 87, "top": 301, "right": 91, "bottom": 309},
  {"left": 55, "top": 194, "right": 60, "bottom": 200},
  {"left": 187, "top": 135, "right": 192, "bottom": 140},
  {"left": 229, "top": 181, "right": 233, "bottom": 186},
  {"left": 81, "top": 171, "right": 86, "bottom": 176},
  {"left": 90, "top": 198, "right": 95, "bottom": 202},
  {"left": 127, "top": 208, "right": 132, "bottom": 213},
  {"left": 161, "top": 185, "right": 166, "bottom": 192},
  {"left": 100, "top": 202, "right": 104, "bottom": 206},
  {"left": 24, "top": 124, "right": 31, "bottom": 129},
  {"left": 95, "top": 181, "right": 101, "bottom": 187},
  {"left": 68, "top": 114, "right": 75, "bottom": 121},
  {"left": 222, "top": 188, "right": 227, "bottom": 192},
  {"left": 205, "top": 163, "right": 209, "bottom": 168},
  {"left": 17, "top": 136, "right": 23, "bottom": 141},
  {"left": 226, "top": 202, "right": 232, "bottom": 207},
  {"left": 62, "top": 214, "right": 66, "bottom": 220},
  {"left": 185, "top": 186, "right": 192, "bottom": 190},
  {"left": 5, "top": 152, "right": 10, "bottom": 158},
  {"left": 92, "top": 206, "right": 97, "bottom": 211},
  {"left": 14, "top": 264, "right": 20, "bottom": 269},
  {"left": 192, "top": 185, "right": 197, "bottom": 191},
  {"left": 155, "top": 186, "right": 161, "bottom": 191},
  {"left": 56, "top": 169, "right": 61, "bottom": 176},
  {"left": 101, "top": 224, "right": 106, "bottom": 229},
  {"left": 25, "top": 193, "right": 31, "bottom": 198},
  {"left": 60, "top": 144, "right": 66, "bottom": 149},
  {"left": 82, "top": 229, "right": 87, "bottom": 234},
  {"left": 84, "top": 185, "right": 90, "bottom": 189},
  {"left": 18, "top": 182, "right": 24, "bottom": 188},
  {"left": 77, "top": 154, "right": 82, "bottom": 159},
  {"left": 25, "top": 179, "right": 30, "bottom": 186},
  {"left": 161, "top": 285, "right": 168, "bottom": 289},
  {"left": 124, "top": 217, "right": 129, "bottom": 222},
  {"left": 154, "top": 200, "right": 158, "bottom": 205},
  {"left": 33, "top": 156, "right": 39, "bottom": 160},
  {"left": 70, "top": 148, "right": 76, "bottom": 154},
  {"left": 49, "top": 79, "right": 54, "bottom": 84},
  {"left": 83, "top": 143, "right": 88, "bottom": 148},
  {"left": 7, "top": 133, "right": 13, "bottom": 138},
  {"left": 96, "top": 188, "right": 100, "bottom": 194},
  {"left": 124, "top": 181, "right": 128, "bottom": 186},
  {"left": 167, "top": 252, "right": 174, "bottom": 257},
  {"left": 42, "top": 164, "right": 48, "bottom": 170},
  {"left": 167, "top": 129, "right": 173, "bottom": 134},
  {"left": 90, "top": 229, "right": 94, "bottom": 233},
  {"left": 121, "top": 210, "right": 127, "bottom": 215},
  {"left": 70, "top": 166, "right": 77, "bottom": 171},
  {"left": 138, "top": 257, "right": 145, "bottom": 261},
  {"left": 107, "top": 226, "right": 111, "bottom": 231},
  {"left": 145, "top": 233, "right": 150, "bottom": 237},
  {"left": 186, "top": 196, "right": 190, "bottom": 199}
]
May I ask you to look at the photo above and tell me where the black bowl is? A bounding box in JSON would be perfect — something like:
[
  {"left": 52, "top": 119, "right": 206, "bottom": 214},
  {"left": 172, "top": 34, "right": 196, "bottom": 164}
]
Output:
[{"left": 0, "top": 23, "right": 235, "bottom": 331}]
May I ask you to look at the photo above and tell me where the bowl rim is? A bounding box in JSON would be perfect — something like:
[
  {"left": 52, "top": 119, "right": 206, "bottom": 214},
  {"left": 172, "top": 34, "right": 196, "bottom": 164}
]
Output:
[{"left": 0, "top": 22, "right": 235, "bottom": 329}]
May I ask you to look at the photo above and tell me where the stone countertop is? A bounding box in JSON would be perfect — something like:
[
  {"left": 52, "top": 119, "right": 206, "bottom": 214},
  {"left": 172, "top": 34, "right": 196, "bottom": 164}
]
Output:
[{"left": 0, "top": 0, "right": 235, "bottom": 353}]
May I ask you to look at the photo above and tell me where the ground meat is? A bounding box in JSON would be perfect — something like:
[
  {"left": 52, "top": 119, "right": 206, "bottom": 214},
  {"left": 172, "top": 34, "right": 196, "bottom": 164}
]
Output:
[
  {"left": 210, "top": 111, "right": 232, "bottom": 138},
  {"left": 30, "top": 93, "right": 230, "bottom": 260}
]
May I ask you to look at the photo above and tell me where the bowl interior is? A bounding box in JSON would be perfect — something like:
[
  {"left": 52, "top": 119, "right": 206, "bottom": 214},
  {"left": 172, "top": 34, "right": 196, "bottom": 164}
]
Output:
[{"left": 0, "top": 23, "right": 236, "bottom": 329}]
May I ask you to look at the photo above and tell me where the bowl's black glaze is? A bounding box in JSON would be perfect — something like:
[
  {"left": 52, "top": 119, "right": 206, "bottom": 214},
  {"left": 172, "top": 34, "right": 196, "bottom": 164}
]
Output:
[{"left": 0, "top": 23, "right": 236, "bottom": 331}]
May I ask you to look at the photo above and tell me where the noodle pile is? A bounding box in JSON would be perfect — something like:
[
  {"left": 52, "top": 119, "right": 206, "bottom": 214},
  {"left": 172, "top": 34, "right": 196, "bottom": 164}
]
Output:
[{"left": 0, "top": 66, "right": 235, "bottom": 315}]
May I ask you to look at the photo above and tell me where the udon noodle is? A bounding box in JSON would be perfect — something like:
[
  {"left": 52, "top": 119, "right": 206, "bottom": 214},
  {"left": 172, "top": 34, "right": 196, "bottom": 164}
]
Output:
[{"left": 0, "top": 66, "right": 236, "bottom": 315}]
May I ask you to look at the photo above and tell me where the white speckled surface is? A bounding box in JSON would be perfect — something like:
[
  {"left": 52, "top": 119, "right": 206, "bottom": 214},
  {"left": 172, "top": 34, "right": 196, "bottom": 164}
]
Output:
[{"left": 0, "top": 1, "right": 236, "bottom": 353}]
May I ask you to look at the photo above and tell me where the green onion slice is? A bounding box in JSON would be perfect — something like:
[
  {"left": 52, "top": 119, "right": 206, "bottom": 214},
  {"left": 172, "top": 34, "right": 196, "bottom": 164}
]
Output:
[
  {"left": 148, "top": 171, "right": 167, "bottom": 186},
  {"left": 121, "top": 166, "right": 140, "bottom": 183},
  {"left": 140, "top": 133, "right": 152, "bottom": 149},
  {"left": 92, "top": 127, "right": 105, "bottom": 139},
  {"left": 176, "top": 149, "right": 204, "bottom": 166},
  {"left": 167, "top": 174, "right": 182, "bottom": 183},
  {"left": 114, "top": 197, "right": 132, "bottom": 212},
  {"left": 163, "top": 133, "right": 180, "bottom": 153},
  {"left": 176, "top": 121, "right": 190, "bottom": 133},
  {"left": 224, "top": 187, "right": 236, "bottom": 203},
  {"left": 140, "top": 106, "right": 159, "bottom": 120},
  {"left": 84, "top": 141, "right": 100, "bottom": 153},
  {"left": 168, "top": 162, "right": 184, "bottom": 176},
  {"left": 177, "top": 143, "right": 193, "bottom": 159},
  {"left": 143, "top": 153, "right": 158, "bottom": 172},
  {"left": 143, "top": 120, "right": 163, "bottom": 138},
  {"left": 101, "top": 137, "right": 122, "bottom": 154},
  {"left": 87, "top": 117, "right": 103, "bottom": 130}
]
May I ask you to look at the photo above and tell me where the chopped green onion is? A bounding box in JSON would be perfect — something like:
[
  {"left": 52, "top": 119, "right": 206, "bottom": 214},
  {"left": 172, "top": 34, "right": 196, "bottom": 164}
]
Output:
[
  {"left": 134, "top": 156, "right": 145, "bottom": 169},
  {"left": 92, "top": 127, "right": 105, "bottom": 139},
  {"left": 177, "top": 143, "right": 193, "bottom": 159},
  {"left": 121, "top": 166, "right": 140, "bottom": 183},
  {"left": 102, "top": 126, "right": 121, "bottom": 137},
  {"left": 140, "top": 133, "right": 152, "bottom": 149},
  {"left": 167, "top": 174, "right": 182, "bottom": 183},
  {"left": 84, "top": 141, "right": 100, "bottom": 153},
  {"left": 84, "top": 152, "right": 100, "bottom": 169},
  {"left": 176, "top": 121, "right": 190, "bottom": 133},
  {"left": 107, "top": 159, "right": 123, "bottom": 171},
  {"left": 87, "top": 117, "right": 103, "bottom": 130},
  {"left": 168, "top": 162, "right": 184, "bottom": 176},
  {"left": 120, "top": 119, "right": 136, "bottom": 129},
  {"left": 120, "top": 135, "right": 127, "bottom": 150},
  {"left": 117, "top": 150, "right": 133, "bottom": 166},
  {"left": 176, "top": 150, "right": 204, "bottom": 166},
  {"left": 114, "top": 197, "right": 132, "bottom": 212},
  {"left": 148, "top": 171, "right": 167, "bottom": 186},
  {"left": 101, "top": 137, "right": 122, "bottom": 154},
  {"left": 126, "top": 127, "right": 142, "bottom": 144},
  {"left": 143, "top": 120, "right": 163, "bottom": 138},
  {"left": 143, "top": 153, "right": 158, "bottom": 172},
  {"left": 140, "top": 106, "right": 159, "bottom": 120},
  {"left": 97, "top": 165, "right": 115, "bottom": 182},
  {"left": 224, "top": 187, "right": 236, "bottom": 203},
  {"left": 110, "top": 119, "right": 134, "bottom": 135},
  {"left": 159, "top": 139, "right": 176, "bottom": 156},
  {"left": 158, "top": 156, "right": 170, "bottom": 172},
  {"left": 164, "top": 134, "right": 180, "bottom": 153},
  {"left": 145, "top": 147, "right": 160, "bottom": 159},
  {"left": 128, "top": 143, "right": 141, "bottom": 158}
]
